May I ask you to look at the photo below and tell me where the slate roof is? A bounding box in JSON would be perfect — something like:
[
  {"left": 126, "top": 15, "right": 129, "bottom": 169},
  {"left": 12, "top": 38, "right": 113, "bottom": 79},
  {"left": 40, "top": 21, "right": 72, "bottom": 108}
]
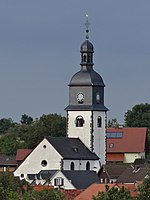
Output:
[
  {"left": 107, "top": 127, "right": 147, "bottom": 153},
  {"left": 98, "top": 164, "right": 129, "bottom": 180},
  {"left": 0, "top": 154, "right": 17, "bottom": 166},
  {"left": 62, "top": 170, "right": 99, "bottom": 189},
  {"left": 27, "top": 170, "right": 57, "bottom": 180},
  {"left": 46, "top": 137, "right": 99, "bottom": 160},
  {"left": 117, "top": 166, "right": 149, "bottom": 183}
]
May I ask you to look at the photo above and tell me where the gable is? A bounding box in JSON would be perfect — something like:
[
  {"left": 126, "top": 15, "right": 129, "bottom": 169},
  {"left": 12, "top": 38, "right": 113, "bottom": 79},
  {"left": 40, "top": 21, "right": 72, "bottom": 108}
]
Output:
[{"left": 14, "top": 138, "right": 62, "bottom": 178}]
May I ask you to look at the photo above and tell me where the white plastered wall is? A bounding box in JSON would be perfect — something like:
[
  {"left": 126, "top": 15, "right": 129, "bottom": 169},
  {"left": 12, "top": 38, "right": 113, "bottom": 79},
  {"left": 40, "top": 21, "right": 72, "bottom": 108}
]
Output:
[
  {"left": 93, "top": 111, "right": 106, "bottom": 165},
  {"left": 67, "top": 110, "right": 91, "bottom": 149},
  {"left": 124, "top": 152, "right": 145, "bottom": 163},
  {"left": 14, "top": 138, "right": 62, "bottom": 179},
  {"left": 67, "top": 110, "right": 106, "bottom": 165},
  {"left": 63, "top": 159, "right": 100, "bottom": 171}
]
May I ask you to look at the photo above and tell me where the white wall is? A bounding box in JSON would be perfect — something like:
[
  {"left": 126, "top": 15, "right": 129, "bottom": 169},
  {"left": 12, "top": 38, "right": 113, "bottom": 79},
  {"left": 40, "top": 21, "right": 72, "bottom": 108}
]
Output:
[
  {"left": 67, "top": 110, "right": 91, "bottom": 149},
  {"left": 51, "top": 171, "right": 75, "bottom": 190},
  {"left": 67, "top": 110, "right": 106, "bottom": 165},
  {"left": 14, "top": 138, "right": 62, "bottom": 179},
  {"left": 93, "top": 111, "right": 106, "bottom": 165},
  {"left": 124, "top": 152, "right": 145, "bottom": 163},
  {"left": 63, "top": 159, "right": 100, "bottom": 171}
]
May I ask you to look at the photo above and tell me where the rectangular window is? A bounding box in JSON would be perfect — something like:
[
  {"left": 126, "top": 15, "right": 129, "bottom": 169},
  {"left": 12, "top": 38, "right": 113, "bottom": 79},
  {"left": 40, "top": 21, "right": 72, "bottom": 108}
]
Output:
[{"left": 54, "top": 177, "right": 64, "bottom": 186}]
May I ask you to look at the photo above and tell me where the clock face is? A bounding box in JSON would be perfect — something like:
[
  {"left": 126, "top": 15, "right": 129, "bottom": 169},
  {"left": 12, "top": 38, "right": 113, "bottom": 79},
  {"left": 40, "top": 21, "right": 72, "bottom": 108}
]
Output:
[{"left": 77, "top": 93, "right": 84, "bottom": 103}]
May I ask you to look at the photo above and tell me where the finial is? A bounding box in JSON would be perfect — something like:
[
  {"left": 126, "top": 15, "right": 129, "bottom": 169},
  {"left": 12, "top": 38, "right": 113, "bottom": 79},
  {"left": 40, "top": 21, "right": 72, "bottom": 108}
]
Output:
[{"left": 85, "top": 14, "right": 90, "bottom": 40}]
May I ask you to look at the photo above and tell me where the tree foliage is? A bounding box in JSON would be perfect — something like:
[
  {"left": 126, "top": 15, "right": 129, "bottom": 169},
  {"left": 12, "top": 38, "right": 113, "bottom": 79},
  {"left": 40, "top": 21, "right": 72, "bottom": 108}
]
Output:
[
  {"left": 92, "top": 185, "right": 133, "bottom": 200},
  {"left": 0, "top": 113, "right": 66, "bottom": 155},
  {"left": 137, "top": 172, "right": 150, "bottom": 200},
  {"left": 0, "top": 118, "right": 15, "bottom": 134},
  {"left": 124, "top": 103, "right": 150, "bottom": 129},
  {"left": 0, "top": 172, "right": 65, "bottom": 200},
  {"left": 124, "top": 103, "right": 150, "bottom": 157},
  {"left": 20, "top": 114, "right": 33, "bottom": 125},
  {"left": 107, "top": 118, "right": 119, "bottom": 128}
]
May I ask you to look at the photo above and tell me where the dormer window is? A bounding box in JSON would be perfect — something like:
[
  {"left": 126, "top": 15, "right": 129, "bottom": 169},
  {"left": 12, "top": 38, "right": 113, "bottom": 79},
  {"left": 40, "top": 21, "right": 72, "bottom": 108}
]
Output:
[{"left": 72, "top": 147, "right": 78, "bottom": 153}]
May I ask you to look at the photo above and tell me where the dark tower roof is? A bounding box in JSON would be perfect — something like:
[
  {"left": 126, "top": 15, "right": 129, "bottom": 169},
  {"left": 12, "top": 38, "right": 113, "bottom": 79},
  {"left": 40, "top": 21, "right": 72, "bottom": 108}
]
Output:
[
  {"left": 69, "top": 68, "right": 105, "bottom": 86},
  {"left": 69, "top": 38, "right": 105, "bottom": 86},
  {"left": 80, "top": 40, "right": 94, "bottom": 53}
]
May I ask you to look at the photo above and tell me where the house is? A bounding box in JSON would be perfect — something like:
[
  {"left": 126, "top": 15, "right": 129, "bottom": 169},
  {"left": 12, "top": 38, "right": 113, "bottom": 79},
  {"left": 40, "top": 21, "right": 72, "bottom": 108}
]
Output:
[
  {"left": 0, "top": 154, "right": 17, "bottom": 172},
  {"left": 98, "top": 164, "right": 129, "bottom": 183},
  {"left": 75, "top": 182, "right": 139, "bottom": 200},
  {"left": 27, "top": 170, "right": 99, "bottom": 190},
  {"left": 117, "top": 165, "right": 150, "bottom": 183},
  {"left": 74, "top": 183, "right": 116, "bottom": 200},
  {"left": 14, "top": 137, "right": 100, "bottom": 181},
  {"left": 16, "top": 149, "right": 32, "bottom": 165},
  {"left": 106, "top": 127, "right": 147, "bottom": 163}
]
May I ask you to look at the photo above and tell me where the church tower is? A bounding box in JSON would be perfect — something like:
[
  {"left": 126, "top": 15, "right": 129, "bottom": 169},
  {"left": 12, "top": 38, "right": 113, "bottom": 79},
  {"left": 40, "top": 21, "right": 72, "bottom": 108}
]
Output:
[{"left": 65, "top": 16, "right": 108, "bottom": 165}]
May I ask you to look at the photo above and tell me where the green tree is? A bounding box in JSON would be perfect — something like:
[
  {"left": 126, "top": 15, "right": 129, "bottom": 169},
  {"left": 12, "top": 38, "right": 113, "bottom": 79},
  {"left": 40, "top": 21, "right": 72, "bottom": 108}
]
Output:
[
  {"left": 124, "top": 103, "right": 150, "bottom": 128},
  {"left": 0, "top": 113, "right": 66, "bottom": 155},
  {"left": 0, "top": 118, "right": 15, "bottom": 134},
  {"left": 22, "top": 189, "right": 65, "bottom": 200},
  {"left": 124, "top": 103, "right": 150, "bottom": 158},
  {"left": 93, "top": 185, "right": 133, "bottom": 200},
  {"left": 107, "top": 118, "right": 119, "bottom": 128},
  {"left": 138, "top": 172, "right": 150, "bottom": 200},
  {"left": 20, "top": 114, "right": 33, "bottom": 125}
]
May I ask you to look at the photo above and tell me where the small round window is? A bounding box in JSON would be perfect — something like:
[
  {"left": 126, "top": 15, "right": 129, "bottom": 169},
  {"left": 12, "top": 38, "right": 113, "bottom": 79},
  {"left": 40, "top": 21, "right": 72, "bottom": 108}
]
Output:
[
  {"left": 41, "top": 160, "right": 47, "bottom": 167},
  {"left": 43, "top": 145, "right": 47, "bottom": 148}
]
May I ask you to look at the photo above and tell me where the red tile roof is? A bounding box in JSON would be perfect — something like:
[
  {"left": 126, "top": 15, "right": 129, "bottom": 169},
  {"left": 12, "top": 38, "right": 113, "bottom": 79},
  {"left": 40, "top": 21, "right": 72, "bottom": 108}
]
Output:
[
  {"left": 107, "top": 127, "right": 147, "bottom": 153},
  {"left": 117, "top": 183, "right": 138, "bottom": 197},
  {"left": 16, "top": 149, "right": 32, "bottom": 161},
  {"left": 107, "top": 153, "right": 124, "bottom": 161},
  {"left": 74, "top": 183, "right": 115, "bottom": 200},
  {"left": 75, "top": 183, "right": 139, "bottom": 199}
]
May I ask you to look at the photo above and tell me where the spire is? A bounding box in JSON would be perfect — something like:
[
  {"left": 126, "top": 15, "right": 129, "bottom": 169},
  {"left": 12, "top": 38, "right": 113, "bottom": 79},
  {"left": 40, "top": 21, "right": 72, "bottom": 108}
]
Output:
[{"left": 85, "top": 14, "right": 90, "bottom": 40}]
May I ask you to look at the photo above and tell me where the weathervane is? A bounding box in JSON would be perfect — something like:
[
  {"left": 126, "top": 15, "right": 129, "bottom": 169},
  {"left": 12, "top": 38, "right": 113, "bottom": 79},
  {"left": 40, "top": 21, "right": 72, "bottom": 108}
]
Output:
[{"left": 85, "top": 14, "right": 90, "bottom": 39}]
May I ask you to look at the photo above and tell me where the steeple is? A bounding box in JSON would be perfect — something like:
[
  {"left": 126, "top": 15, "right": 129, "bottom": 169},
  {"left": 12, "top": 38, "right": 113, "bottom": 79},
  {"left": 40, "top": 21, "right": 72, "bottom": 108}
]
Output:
[
  {"left": 80, "top": 15, "right": 94, "bottom": 68},
  {"left": 66, "top": 16, "right": 108, "bottom": 165}
]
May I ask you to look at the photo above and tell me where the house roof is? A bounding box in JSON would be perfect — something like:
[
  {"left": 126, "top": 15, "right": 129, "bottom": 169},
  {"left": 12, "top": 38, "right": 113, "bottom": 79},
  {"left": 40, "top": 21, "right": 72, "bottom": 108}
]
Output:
[
  {"left": 62, "top": 170, "right": 99, "bottom": 189},
  {"left": 46, "top": 137, "right": 99, "bottom": 160},
  {"left": 107, "top": 127, "right": 147, "bottom": 153},
  {"left": 16, "top": 149, "right": 32, "bottom": 161},
  {"left": 107, "top": 153, "right": 124, "bottom": 162},
  {"left": 117, "top": 183, "right": 138, "bottom": 197},
  {"left": 75, "top": 183, "right": 138, "bottom": 200},
  {"left": 117, "top": 165, "right": 149, "bottom": 183},
  {"left": 0, "top": 154, "right": 17, "bottom": 166},
  {"left": 75, "top": 183, "right": 115, "bottom": 200},
  {"left": 27, "top": 170, "right": 57, "bottom": 180},
  {"left": 98, "top": 164, "right": 129, "bottom": 180}
]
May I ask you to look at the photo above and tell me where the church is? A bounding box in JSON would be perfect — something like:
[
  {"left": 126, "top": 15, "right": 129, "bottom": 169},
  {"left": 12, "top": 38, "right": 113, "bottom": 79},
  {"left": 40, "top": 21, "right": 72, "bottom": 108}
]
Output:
[{"left": 14, "top": 16, "right": 108, "bottom": 188}]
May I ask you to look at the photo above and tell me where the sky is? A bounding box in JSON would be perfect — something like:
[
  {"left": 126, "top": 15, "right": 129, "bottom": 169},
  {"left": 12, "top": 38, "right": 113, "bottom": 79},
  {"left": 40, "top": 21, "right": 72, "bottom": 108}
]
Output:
[{"left": 0, "top": 0, "right": 149, "bottom": 123}]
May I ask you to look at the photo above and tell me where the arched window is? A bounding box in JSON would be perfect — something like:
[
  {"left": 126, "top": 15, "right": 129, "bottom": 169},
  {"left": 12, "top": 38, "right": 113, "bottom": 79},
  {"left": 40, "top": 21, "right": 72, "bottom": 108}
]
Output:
[
  {"left": 86, "top": 161, "right": 90, "bottom": 170},
  {"left": 97, "top": 116, "right": 102, "bottom": 128},
  {"left": 75, "top": 116, "right": 84, "bottom": 127},
  {"left": 87, "top": 54, "right": 90, "bottom": 62},
  {"left": 70, "top": 162, "right": 75, "bottom": 170},
  {"left": 83, "top": 55, "right": 86, "bottom": 62}
]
